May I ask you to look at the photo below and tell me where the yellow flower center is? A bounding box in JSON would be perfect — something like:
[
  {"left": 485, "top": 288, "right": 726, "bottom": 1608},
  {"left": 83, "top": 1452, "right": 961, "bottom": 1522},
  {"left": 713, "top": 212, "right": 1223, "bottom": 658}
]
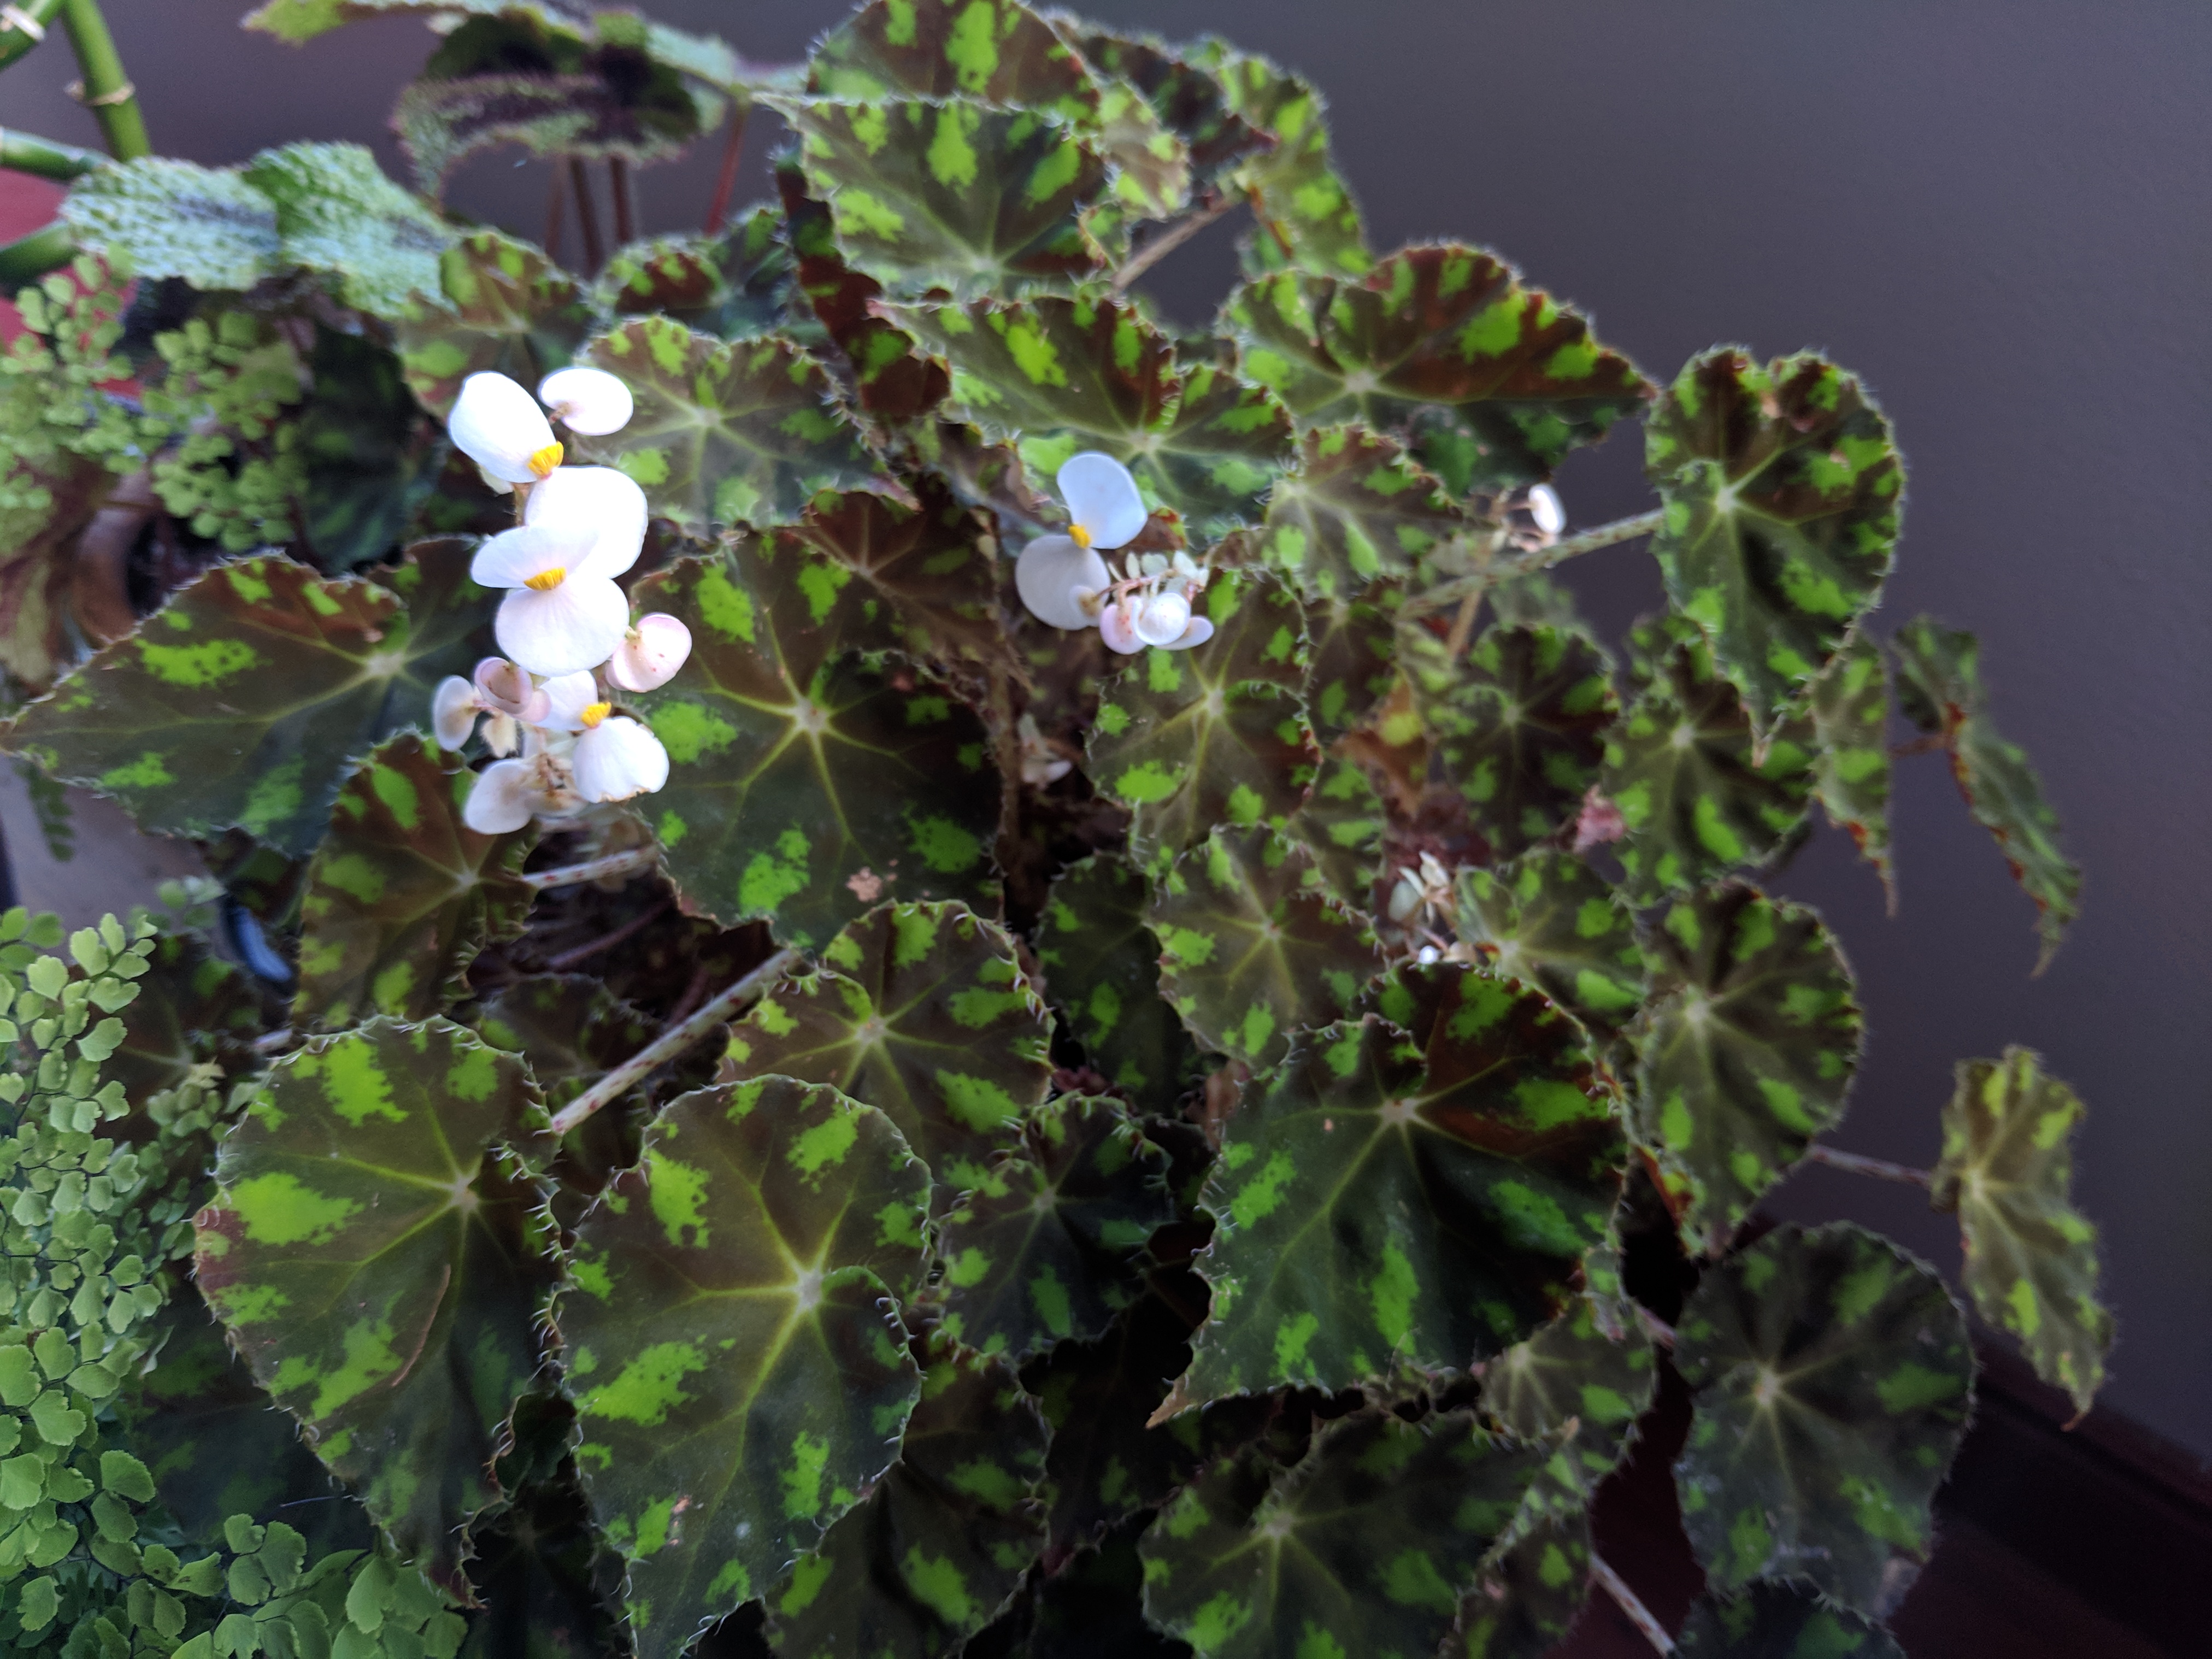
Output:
[
  {"left": 523, "top": 567, "right": 567, "bottom": 592},
  {"left": 1068, "top": 523, "right": 1092, "bottom": 549},
  {"left": 579, "top": 701, "right": 613, "bottom": 729},
  {"left": 528, "top": 441, "right": 564, "bottom": 479}
]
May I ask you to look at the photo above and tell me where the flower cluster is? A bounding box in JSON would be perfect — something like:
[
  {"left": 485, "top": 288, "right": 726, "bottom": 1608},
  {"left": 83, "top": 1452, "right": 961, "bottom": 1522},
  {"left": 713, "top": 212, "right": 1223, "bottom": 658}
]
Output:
[
  {"left": 1014, "top": 452, "right": 1214, "bottom": 652},
  {"left": 436, "top": 369, "right": 690, "bottom": 834}
]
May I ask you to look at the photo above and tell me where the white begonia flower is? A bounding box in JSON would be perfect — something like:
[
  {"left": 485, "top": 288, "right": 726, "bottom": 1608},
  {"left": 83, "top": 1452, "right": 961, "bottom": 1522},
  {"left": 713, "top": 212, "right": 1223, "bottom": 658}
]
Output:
[
  {"left": 1014, "top": 451, "right": 1149, "bottom": 631},
  {"left": 1133, "top": 590, "right": 1192, "bottom": 648},
  {"left": 472, "top": 656, "right": 549, "bottom": 722},
  {"left": 607, "top": 613, "right": 692, "bottom": 692},
  {"left": 450, "top": 372, "right": 563, "bottom": 485},
  {"left": 536, "top": 671, "right": 603, "bottom": 732},
  {"left": 538, "top": 366, "right": 635, "bottom": 437},
  {"left": 1526, "top": 483, "right": 1565, "bottom": 538},
  {"left": 522, "top": 464, "right": 648, "bottom": 579},
  {"left": 473, "top": 524, "right": 632, "bottom": 678},
  {"left": 1099, "top": 591, "right": 1213, "bottom": 654},
  {"left": 432, "top": 676, "right": 480, "bottom": 750},
  {"left": 572, "top": 707, "right": 669, "bottom": 803},
  {"left": 463, "top": 756, "right": 573, "bottom": 834}
]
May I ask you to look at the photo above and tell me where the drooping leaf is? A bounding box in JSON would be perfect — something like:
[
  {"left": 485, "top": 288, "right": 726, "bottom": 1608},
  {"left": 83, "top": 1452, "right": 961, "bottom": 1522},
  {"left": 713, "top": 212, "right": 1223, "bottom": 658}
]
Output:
[
  {"left": 60, "top": 157, "right": 282, "bottom": 292},
  {"left": 292, "top": 734, "right": 536, "bottom": 1027},
  {"left": 562, "top": 1078, "right": 930, "bottom": 1659},
  {"left": 810, "top": 0, "right": 1097, "bottom": 115},
  {"left": 1645, "top": 349, "right": 1902, "bottom": 738},
  {"left": 1148, "top": 826, "right": 1379, "bottom": 1069},
  {"left": 1675, "top": 1582, "right": 1906, "bottom": 1659},
  {"left": 1139, "top": 1409, "right": 1543, "bottom": 1659},
  {"left": 1479, "top": 1295, "right": 1655, "bottom": 1495},
  {"left": 193, "top": 1017, "right": 556, "bottom": 1587},
  {"left": 239, "top": 140, "right": 456, "bottom": 319},
  {"left": 1672, "top": 1221, "right": 1973, "bottom": 1612},
  {"left": 107, "top": 929, "right": 266, "bottom": 1107},
  {"left": 1633, "top": 881, "right": 1862, "bottom": 1252},
  {"left": 1198, "top": 49, "right": 1369, "bottom": 280},
  {"left": 596, "top": 211, "right": 802, "bottom": 340},
  {"left": 1892, "top": 616, "right": 2079, "bottom": 970},
  {"left": 1034, "top": 854, "right": 1198, "bottom": 1106},
  {"left": 1258, "top": 424, "right": 1466, "bottom": 601},
  {"left": 1299, "top": 582, "right": 1399, "bottom": 745},
  {"left": 1931, "top": 1048, "right": 2111, "bottom": 1414},
  {"left": 1808, "top": 631, "right": 1893, "bottom": 897},
  {"left": 1286, "top": 753, "right": 1385, "bottom": 911},
  {"left": 772, "top": 483, "right": 1009, "bottom": 669},
  {"left": 1455, "top": 851, "right": 1645, "bottom": 1039},
  {"left": 395, "top": 230, "right": 595, "bottom": 419}
]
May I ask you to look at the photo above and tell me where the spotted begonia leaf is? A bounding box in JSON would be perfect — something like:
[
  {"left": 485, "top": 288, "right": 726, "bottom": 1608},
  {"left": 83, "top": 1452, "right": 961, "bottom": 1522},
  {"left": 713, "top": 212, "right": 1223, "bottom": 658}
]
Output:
[
  {"left": 1646, "top": 350, "right": 1902, "bottom": 739},
  {"left": 6, "top": 546, "right": 495, "bottom": 858},
  {"left": 1454, "top": 1462, "right": 1594, "bottom": 1659},
  {"left": 1300, "top": 583, "right": 1398, "bottom": 745},
  {"left": 1089, "top": 571, "right": 1314, "bottom": 859},
  {"left": 1455, "top": 852, "right": 1645, "bottom": 1039},
  {"left": 1189, "top": 976, "right": 1624, "bottom": 1401},
  {"left": 720, "top": 901, "right": 1052, "bottom": 1187},
  {"left": 771, "top": 483, "right": 1008, "bottom": 670},
  {"left": 1287, "top": 754, "right": 1384, "bottom": 911},
  {"left": 570, "top": 319, "right": 885, "bottom": 532},
  {"left": 976, "top": 1513, "right": 1192, "bottom": 1658},
  {"left": 1633, "top": 882, "right": 1862, "bottom": 1252},
  {"left": 1148, "top": 826, "right": 1379, "bottom": 1069},
  {"left": 594, "top": 214, "right": 802, "bottom": 343},
  {"left": 1675, "top": 1582, "right": 1905, "bottom": 1659},
  {"left": 891, "top": 295, "right": 1296, "bottom": 535},
  {"left": 936, "top": 1096, "right": 1176, "bottom": 1358},
  {"left": 393, "top": 230, "right": 593, "bottom": 417},
  {"left": 292, "top": 734, "right": 534, "bottom": 1027},
  {"left": 1034, "top": 858, "right": 1197, "bottom": 1108},
  {"left": 1259, "top": 425, "right": 1466, "bottom": 601},
  {"left": 1673, "top": 1222, "right": 1972, "bottom": 1611},
  {"left": 562, "top": 1078, "right": 930, "bottom": 1659},
  {"left": 1139, "top": 1409, "right": 1542, "bottom": 1659},
  {"left": 1480, "top": 1296, "right": 1656, "bottom": 1495},
  {"left": 630, "top": 546, "right": 1001, "bottom": 946},
  {"left": 766, "top": 1336, "right": 1048, "bottom": 1658},
  {"left": 1225, "top": 247, "right": 1650, "bottom": 489},
  {"left": 1931, "top": 1048, "right": 2111, "bottom": 1414},
  {"left": 108, "top": 930, "right": 264, "bottom": 1107},
  {"left": 1892, "top": 617, "right": 2079, "bottom": 971},
  {"left": 1809, "top": 631, "right": 1893, "bottom": 897},
  {"left": 1064, "top": 28, "right": 1270, "bottom": 185},
  {"left": 192, "top": 1017, "right": 555, "bottom": 1587},
  {"left": 1198, "top": 49, "right": 1370, "bottom": 280},
  {"left": 810, "top": 0, "right": 1096, "bottom": 115}
]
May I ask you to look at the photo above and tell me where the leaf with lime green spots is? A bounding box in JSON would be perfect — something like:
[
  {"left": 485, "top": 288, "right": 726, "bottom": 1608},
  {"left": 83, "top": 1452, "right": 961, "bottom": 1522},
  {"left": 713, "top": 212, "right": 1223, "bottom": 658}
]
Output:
[
  {"left": 570, "top": 318, "right": 886, "bottom": 533},
  {"left": 1088, "top": 571, "right": 1314, "bottom": 857},
  {"left": 630, "top": 545, "right": 1001, "bottom": 946},
  {"left": 772, "top": 481, "right": 1010, "bottom": 670},
  {"left": 1809, "top": 631, "right": 1893, "bottom": 897},
  {"left": 1599, "top": 623, "right": 1816, "bottom": 902},
  {"left": 810, "top": 0, "right": 1097, "bottom": 114},
  {"left": 1287, "top": 755, "right": 1384, "bottom": 911},
  {"left": 1140, "top": 1408, "right": 1542, "bottom": 1659},
  {"left": 192, "top": 1016, "right": 556, "bottom": 1587},
  {"left": 1258, "top": 423, "right": 1467, "bottom": 601},
  {"left": 1189, "top": 979, "right": 1623, "bottom": 1401},
  {"left": 1410, "top": 622, "right": 1620, "bottom": 861},
  {"left": 892, "top": 295, "right": 1295, "bottom": 536},
  {"left": 1223, "top": 248, "right": 1651, "bottom": 489},
  {"left": 108, "top": 929, "right": 266, "bottom": 1107},
  {"left": 1300, "top": 583, "right": 1399, "bottom": 744},
  {"left": 1198, "top": 48, "right": 1369, "bottom": 280},
  {"left": 1646, "top": 349, "right": 1902, "bottom": 739},
  {"left": 1455, "top": 1476, "right": 1593, "bottom": 1659},
  {"left": 1675, "top": 1582, "right": 1905, "bottom": 1659},
  {"left": 292, "top": 734, "right": 534, "bottom": 1026},
  {"left": 936, "top": 1096, "right": 1176, "bottom": 1358},
  {"left": 393, "top": 230, "right": 594, "bottom": 417},
  {"left": 766, "top": 1335, "right": 1047, "bottom": 1659},
  {"left": 1931, "top": 1048, "right": 2111, "bottom": 1415},
  {"left": 1455, "top": 852, "right": 1645, "bottom": 1038},
  {"left": 1062, "top": 27, "right": 1270, "bottom": 184},
  {"left": 721, "top": 901, "right": 1052, "bottom": 1184},
  {"left": 1672, "top": 1222, "right": 1972, "bottom": 1613},
  {"left": 6, "top": 546, "right": 496, "bottom": 858},
  {"left": 595, "top": 213, "right": 801, "bottom": 341},
  {"left": 1480, "top": 1297, "right": 1655, "bottom": 1495},
  {"left": 1148, "top": 826, "right": 1379, "bottom": 1069},
  {"left": 1892, "top": 617, "right": 2079, "bottom": 971},
  {"left": 562, "top": 1078, "right": 929, "bottom": 1659},
  {"left": 1034, "top": 854, "right": 1198, "bottom": 1107}
]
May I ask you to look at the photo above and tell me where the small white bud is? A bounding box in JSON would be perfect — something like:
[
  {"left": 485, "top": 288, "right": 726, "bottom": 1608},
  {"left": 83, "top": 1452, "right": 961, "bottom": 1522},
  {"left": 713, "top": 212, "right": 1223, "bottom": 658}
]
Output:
[
  {"left": 537, "top": 366, "right": 636, "bottom": 437},
  {"left": 1527, "top": 484, "right": 1564, "bottom": 537},
  {"left": 607, "top": 613, "right": 693, "bottom": 692}
]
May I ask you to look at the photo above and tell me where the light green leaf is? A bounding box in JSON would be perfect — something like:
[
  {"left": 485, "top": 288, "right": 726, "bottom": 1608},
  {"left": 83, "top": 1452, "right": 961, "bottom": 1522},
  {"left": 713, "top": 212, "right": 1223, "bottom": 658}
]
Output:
[
  {"left": 61, "top": 158, "right": 280, "bottom": 291},
  {"left": 240, "top": 141, "right": 455, "bottom": 319}
]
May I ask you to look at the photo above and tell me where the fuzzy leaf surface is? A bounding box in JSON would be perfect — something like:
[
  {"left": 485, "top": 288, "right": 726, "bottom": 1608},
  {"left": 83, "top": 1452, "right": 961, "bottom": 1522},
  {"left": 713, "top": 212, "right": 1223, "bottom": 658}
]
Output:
[
  {"left": 1034, "top": 854, "right": 1198, "bottom": 1105},
  {"left": 1204, "top": 50, "right": 1369, "bottom": 279},
  {"left": 1809, "top": 631, "right": 1893, "bottom": 896},
  {"left": 1064, "top": 27, "right": 1270, "bottom": 183},
  {"left": 395, "top": 230, "right": 593, "bottom": 417},
  {"left": 1259, "top": 424, "right": 1464, "bottom": 601},
  {"left": 1300, "top": 583, "right": 1398, "bottom": 745},
  {"left": 1480, "top": 1296, "right": 1655, "bottom": 1495},
  {"left": 772, "top": 483, "right": 1008, "bottom": 669},
  {"left": 1456, "top": 852, "right": 1645, "bottom": 1038},
  {"left": 60, "top": 157, "right": 281, "bottom": 291},
  {"left": 809, "top": 0, "right": 1098, "bottom": 115},
  {"left": 1287, "top": 753, "right": 1384, "bottom": 911},
  {"left": 1675, "top": 1582, "right": 1905, "bottom": 1658},
  {"left": 239, "top": 141, "right": 455, "bottom": 318}
]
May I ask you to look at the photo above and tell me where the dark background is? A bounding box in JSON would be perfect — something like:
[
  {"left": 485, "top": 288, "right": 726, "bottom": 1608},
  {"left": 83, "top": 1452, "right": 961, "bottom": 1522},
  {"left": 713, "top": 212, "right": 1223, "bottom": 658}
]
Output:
[{"left": 5, "top": 1, "right": 2207, "bottom": 1458}]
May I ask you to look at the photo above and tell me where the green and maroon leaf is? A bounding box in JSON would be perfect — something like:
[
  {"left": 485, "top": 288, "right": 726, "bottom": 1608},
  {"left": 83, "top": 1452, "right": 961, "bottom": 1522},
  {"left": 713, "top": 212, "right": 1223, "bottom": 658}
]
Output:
[
  {"left": 1456, "top": 1499, "right": 1592, "bottom": 1659},
  {"left": 1201, "top": 49, "right": 1369, "bottom": 280},
  {"left": 1892, "top": 617, "right": 2079, "bottom": 971},
  {"left": 192, "top": 1017, "right": 556, "bottom": 1586},
  {"left": 631, "top": 547, "right": 1002, "bottom": 946},
  {"left": 595, "top": 212, "right": 801, "bottom": 342},
  {"left": 1809, "top": 631, "right": 1893, "bottom": 897},
  {"left": 1301, "top": 583, "right": 1399, "bottom": 744},
  {"left": 936, "top": 1096, "right": 1176, "bottom": 1358},
  {"left": 1479, "top": 1296, "right": 1655, "bottom": 1495},
  {"left": 721, "top": 901, "right": 1052, "bottom": 1185},
  {"left": 395, "top": 230, "right": 593, "bottom": 417},
  {"left": 1633, "top": 881, "right": 1862, "bottom": 1252},
  {"left": 1675, "top": 1582, "right": 1906, "bottom": 1659},
  {"left": 1260, "top": 424, "right": 1465, "bottom": 602},
  {"left": 1673, "top": 1222, "right": 1973, "bottom": 1613},
  {"left": 1455, "top": 852, "right": 1645, "bottom": 1038},
  {"left": 108, "top": 929, "right": 265, "bottom": 1107},
  {"left": 772, "top": 483, "right": 1009, "bottom": 670},
  {"left": 1287, "top": 754, "right": 1385, "bottom": 911},
  {"left": 1931, "top": 1048, "right": 2111, "bottom": 1414},
  {"left": 1063, "top": 28, "right": 1270, "bottom": 182},
  {"left": 292, "top": 734, "right": 535, "bottom": 1026},
  {"left": 809, "top": 0, "right": 1098, "bottom": 115},
  {"left": 1139, "top": 1409, "right": 1543, "bottom": 1659},
  {"left": 1189, "top": 980, "right": 1623, "bottom": 1401},
  {"left": 1646, "top": 350, "right": 1902, "bottom": 738},
  {"left": 1035, "top": 853, "right": 1199, "bottom": 1107},
  {"left": 563, "top": 1078, "right": 929, "bottom": 1659},
  {"left": 1148, "top": 826, "right": 1380, "bottom": 1068}
]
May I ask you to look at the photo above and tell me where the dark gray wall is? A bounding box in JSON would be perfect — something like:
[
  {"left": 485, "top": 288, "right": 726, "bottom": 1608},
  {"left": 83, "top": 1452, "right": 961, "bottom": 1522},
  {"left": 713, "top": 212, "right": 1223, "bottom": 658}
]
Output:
[{"left": 8, "top": 1, "right": 2208, "bottom": 1454}]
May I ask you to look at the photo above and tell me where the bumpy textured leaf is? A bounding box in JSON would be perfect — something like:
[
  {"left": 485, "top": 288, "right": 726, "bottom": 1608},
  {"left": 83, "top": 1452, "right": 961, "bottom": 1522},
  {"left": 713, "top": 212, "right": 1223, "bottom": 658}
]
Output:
[
  {"left": 766, "top": 1338, "right": 1048, "bottom": 1659},
  {"left": 1892, "top": 617, "right": 2079, "bottom": 970},
  {"left": 631, "top": 546, "right": 1001, "bottom": 946},
  {"left": 1456, "top": 852, "right": 1645, "bottom": 1039},
  {"left": 1202, "top": 49, "right": 1368, "bottom": 279},
  {"left": 1634, "top": 882, "right": 1862, "bottom": 1251},
  {"left": 1675, "top": 1582, "right": 1906, "bottom": 1658},
  {"left": 1673, "top": 1222, "right": 1973, "bottom": 1611},
  {"left": 1258, "top": 424, "right": 1466, "bottom": 601},
  {"left": 1034, "top": 854, "right": 1197, "bottom": 1104},
  {"left": 597, "top": 210, "right": 801, "bottom": 342},
  {"left": 7, "top": 546, "right": 495, "bottom": 858},
  {"left": 572, "top": 319, "right": 885, "bottom": 532},
  {"left": 292, "top": 734, "right": 535, "bottom": 1026},
  {"left": 1480, "top": 1296, "right": 1655, "bottom": 1494},
  {"left": 1300, "top": 583, "right": 1399, "bottom": 744},
  {"left": 893, "top": 295, "right": 1296, "bottom": 535},
  {"left": 1287, "top": 753, "right": 1384, "bottom": 910},
  {"left": 1225, "top": 248, "right": 1650, "bottom": 489},
  {"left": 1809, "top": 631, "right": 1893, "bottom": 896},
  {"left": 936, "top": 1096, "right": 1176, "bottom": 1358},
  {"left": 193, "top": 1017, "right": 556, "bottom": 1585},
  {"left": 772, "top": 483, "right": 1008, "bottom": 668},
  {"left": 563, "top": 1078, "right": 930, "bottom": 1659},
  {"left": 1455, "top": 1480, "right": 1592, "bottom": 1659},
  {"left": 1931, "top": 1048, "right": 2111, "bottom": 1414},
  {"left": 240, "top": 141, "right": 455, "bottom": 318},
  {"left": 61, "top": 158, "right": 281, "bottom": 291},
  {"left": 1066, "top": 28, "right": 1270, "bottom": 184},
  {"left": 1140, "top": 1410, "right": 1542, "bottom": 1659},
  {"left": 396, "top": 230, "right": 594, "bottom": 417},
  {"left": 810, "top": 0, "right": 1097, "bottom": 114},
  {"left": 1148, "top": 827, "right": 1379, "bottom": 1068},
  {"left": 1645, "top": 350, "right": 1902, "bottom": 738},
  {"left": 1089, "top": 571, "right": 1314, "bottom": 858}
]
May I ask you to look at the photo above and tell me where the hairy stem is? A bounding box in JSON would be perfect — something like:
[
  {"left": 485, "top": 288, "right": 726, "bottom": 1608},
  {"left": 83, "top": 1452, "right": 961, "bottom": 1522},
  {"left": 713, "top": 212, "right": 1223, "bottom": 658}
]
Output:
[
  {"left": 703, "top": 99, "right": 749, "bottom": 233},
  {"left": 1590, "top": 1555, "right": 1675, "bottom": 1653},
  {"left": 1407, "top": 508, "right": 1666, "bottom": 616},
  {"left": 0, "top": 220, "right": 74, "bottom": 286},
  {"left": 546, "top": 948, "right": 796, "bottom": 1136},
  {"left": 1110, "top": 192, "right": 1233, "bottom": 294},
  {"left": 56, "top": 0, "right": 146, "bottom": 160},
  {"left": 0, "top": 0, "right": 67, "bottom": 74},
  {"left": 1, "top": 127, "right": 102, "bottom": 180},
  {"left": 1803, "top": 1142, "right": 1933, "bottom": 1187},
  {"left": 524, "top": 845, "right": 660, "bottom": 891}
]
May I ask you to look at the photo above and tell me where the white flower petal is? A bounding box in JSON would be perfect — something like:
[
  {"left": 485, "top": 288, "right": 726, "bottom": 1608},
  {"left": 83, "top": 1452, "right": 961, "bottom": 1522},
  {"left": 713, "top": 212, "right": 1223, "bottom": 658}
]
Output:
[
  {"left": 537, "top": 670, "right": 602, "bottom": 731},
  {"left": 1527, "top": 484, "right": 1564, "bottom": 538},
  {"left": 607, "top": 612, "right": 692, "bottom": 692},
  {"left": 472, "top": 656, "right": 548, "bottom": 721},
  {"left": 1133, "top": 590, "right": 1192, "bottom": 647},
  {"left": 1057, "top": 451, "right": 1148, "bottom": 551},
  {"left": 494, "top": 574, "right": 631, "bottom": 677},
  {"left": 523, "top": 464, "right": 648, "bottom": 580},
  {"left": 537, "top": 366, "right": 636, "bottom": 437},
  {"left": 1016, "top": 533, "right": 1112, "bottom": 631},
  {"left": 473, "top": 523, "right": 593, "bottom": 590},
  {"left": 1163, "top": 615, "right": 1215, "bottom": 651},
  {"left": 573, "top": 716, "right": 670, "bottom": 802},
  {"left": 482, "top": 711, "right": 521, "bottom": 757},
  {"left": 431, "top": 675, "right": 480, "bottom": 750},
  {"left": 1098, "top": 598, "right": 1144, "bottom": 655},
  {"left": 450, "top": 373, "right": 560, "bottom": 483},
  {"left": 463, "top": 759, "right": 542, "bottom": 834}
]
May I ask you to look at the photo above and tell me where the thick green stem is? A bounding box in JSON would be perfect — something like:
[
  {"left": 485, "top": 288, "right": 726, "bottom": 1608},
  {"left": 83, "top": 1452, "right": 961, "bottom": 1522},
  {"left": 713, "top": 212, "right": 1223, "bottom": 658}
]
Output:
[
  {"left": 56, "top": 0, "right": 146, "bottom": 161},
  {"left": 0, "top": 220, "right": 74, "bottom": 286},
  {"left": 1, "top": 127, "right": 103, "bottom": 180},
  {"left": 0, "top": 0, "right": 67, "bottom": 74}
]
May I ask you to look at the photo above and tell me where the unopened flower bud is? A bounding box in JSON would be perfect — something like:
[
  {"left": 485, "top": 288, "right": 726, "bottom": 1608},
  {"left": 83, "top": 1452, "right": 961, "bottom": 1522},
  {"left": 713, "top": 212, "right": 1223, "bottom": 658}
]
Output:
[{"left": 607, "top": 613, "right": 692, "bottom": 692}]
